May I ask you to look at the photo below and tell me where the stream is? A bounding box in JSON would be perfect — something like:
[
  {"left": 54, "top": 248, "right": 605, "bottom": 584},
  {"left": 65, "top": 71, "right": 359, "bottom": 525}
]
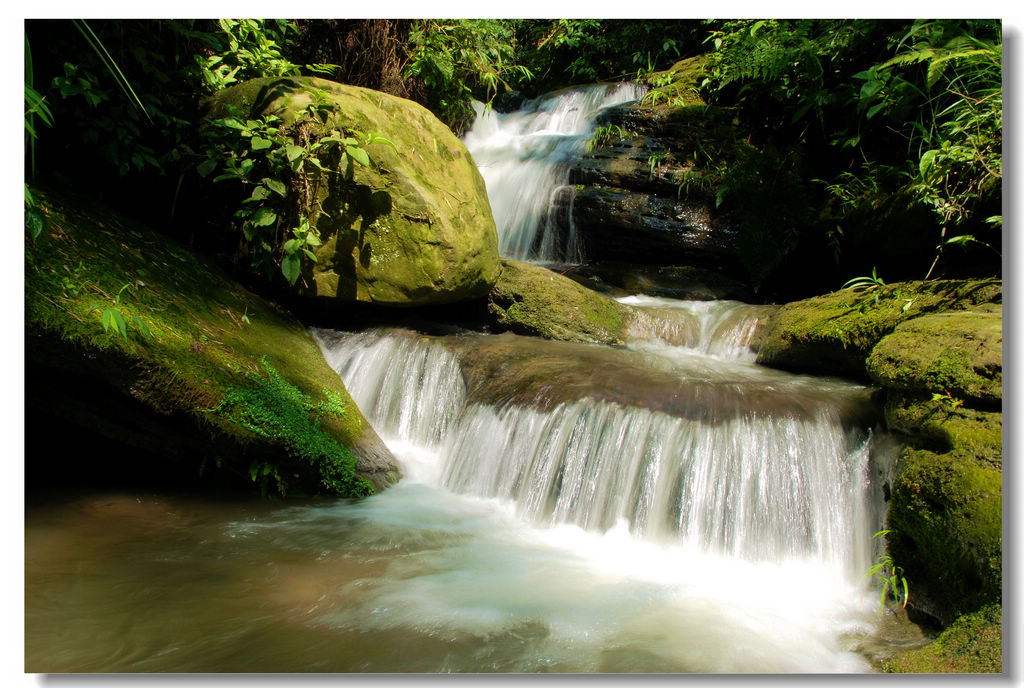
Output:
[
  {"left": 25, "top": 298, "right": 901, "bottom": 673},
  {"left": 24, "top": 83, "right": 915, "bottom": 674}
]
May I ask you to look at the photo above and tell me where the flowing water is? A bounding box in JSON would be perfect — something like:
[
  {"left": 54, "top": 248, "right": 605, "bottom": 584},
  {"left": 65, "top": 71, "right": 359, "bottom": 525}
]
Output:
[
  {"left": 25, "top": 83, "right": 904, "bottom": 673},
  {"left": 25, "top": 299, "right": 896, "bottom": 672},
  {"left": 462, "top": 82, "right": 646, "bottom": 262}
]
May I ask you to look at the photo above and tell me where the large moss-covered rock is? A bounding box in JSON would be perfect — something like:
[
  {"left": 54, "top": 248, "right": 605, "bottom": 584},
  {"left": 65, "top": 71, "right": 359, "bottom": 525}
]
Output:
[
  {"left": 203, "top": 77, "right": 500, "bottom": 307},
  {"left": 486, "top": 260, "right": 628, "bottom": 345},
  {"left": 867, "top": 312, "right": 1002, "bottom": 405},
  {"left": 881, "top": 605, "right": 1002, "bottom": 673},
  {"left": 25, "top": 190, "right": 399, "bottom": 496},
  {"left": 756, "top": 279, "right": 1001, "bottom": 378},
  {"left": 884, "top": 392, "right": 1002, "bottom": 469}
]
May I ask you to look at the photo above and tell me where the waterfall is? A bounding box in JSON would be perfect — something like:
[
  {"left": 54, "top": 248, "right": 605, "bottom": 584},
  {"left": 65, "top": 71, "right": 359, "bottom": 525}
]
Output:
[
  {"left": 619, "top": 295, "right": 775, "bottom": 361},
  {"left": 315, "top": 319, "right": 886, "bottom": 583},
  {"left": 462, "top": 82, "right": 646, "bottom": 263}
]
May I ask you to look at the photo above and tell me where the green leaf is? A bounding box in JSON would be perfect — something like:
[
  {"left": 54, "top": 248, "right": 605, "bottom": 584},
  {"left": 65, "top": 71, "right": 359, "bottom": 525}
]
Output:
[
  {"left": 285, "top": 144, "right": 305, "bottom": 162},
  {"left": 132, "top": 316, "right": 153, "bottom": 339},
  {"left": 945, "top": 234, "right": 978, "bottom": 247},
  {"left": 859, "top": 80, "right": 884, "bottom": 101},
  {"left": 251, "top": 207, "right": 277, "bottom": 227},
  {"left": 102, "top": 308, "right": 127, "bottom": 338},
  {"left": 345, "top": 145, "right": 371, "bottom": 167},
  {"left": 283, "top": 238, "right": 299, "bottom": 254},
  {"left": 866, "top": 103, "right": 886, "bottom": 120},
  {"left": 251, "top": 136, "right": 273, "bottom": 151},
  {"left": 302, "top": 248, "right": 318, "bottom": 262},
  {"left": 281, "top": 252, "right": 302, "bottom": 285},
  {"left": 366, "top": 133, "right": 398, "bottom": 150},
  {"left": 263, "top": 178, "right": 287, "bottom": 197},
  {"left": 248, "top": 185, "right": 271, "bottom": 202},
  {"left": 919, "top": 149, "right": 939, "bottom": 175}
]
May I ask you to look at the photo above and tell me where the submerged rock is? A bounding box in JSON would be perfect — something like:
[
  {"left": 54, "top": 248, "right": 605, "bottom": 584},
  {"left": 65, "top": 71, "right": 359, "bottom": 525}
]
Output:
[
  {"left": 25, "top": 190, "right": 399, "bottom": 496},
  {"left": 202, "top": 77, "right": 500, "bottom": 307}
]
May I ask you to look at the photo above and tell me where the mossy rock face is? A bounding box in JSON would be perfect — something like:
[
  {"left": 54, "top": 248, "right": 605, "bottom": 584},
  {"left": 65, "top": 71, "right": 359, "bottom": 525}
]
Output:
[
  {"left": 881, "top": 604, "right": 1001, "bottom": 673},
  {"left": 486, "top": 260, "right": 628, "bottom": 345},
  {"left": 867, "top": 312, "right": 1002, "bottom": 405},
  {"left": 25, "top": 190, "right": 399, "bottom": 497},
  {"left": 756, "top": 279, "right": 1001, "bottom": 379},
  {"left": 885, "top": 392, "right": 1002, "bottom": 469},
  {"left": 639, "top": 56, "right": 709, "bottom": 109},
  {"left": 887, "top": 441, "right": 1002, "bottom": 624},
  {"left": 203, "top": 77, "right": 500, "bottom": 307}
]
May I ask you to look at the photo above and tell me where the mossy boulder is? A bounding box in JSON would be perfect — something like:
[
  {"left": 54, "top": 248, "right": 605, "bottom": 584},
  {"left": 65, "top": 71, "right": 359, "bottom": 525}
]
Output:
[
  {"left": 881, "top": 604, "right": 1001, "bottom": 673},
  {"left": 25, "top": 190, "right": 399, "bottom": 496},
  {"left": 867, "top": 312, "right": 1002, "bottom": 405},
  {"left": 884, "top": 392, "right": 1002, "bottom": 469},
  {"left": 202, "top": 76, "right": 500, "bottom": 307},
  {"left": 486, "top": 260, "right": 629, "bottom": 345},
  {"left": 756, "top": 279, "right": 1001, "bottom": 379},
  {"left": 887, "top": 444, "right": 1002, "bottom": 624}
]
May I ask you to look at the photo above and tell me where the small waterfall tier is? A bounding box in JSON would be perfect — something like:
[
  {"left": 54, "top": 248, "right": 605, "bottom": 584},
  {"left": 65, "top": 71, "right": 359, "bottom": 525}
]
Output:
[
  {"left": 315, "top": 317, "right": 888, "bottom": 581},
  {"left": 462, "top": 82, "right": 646, "bottom": 263}
]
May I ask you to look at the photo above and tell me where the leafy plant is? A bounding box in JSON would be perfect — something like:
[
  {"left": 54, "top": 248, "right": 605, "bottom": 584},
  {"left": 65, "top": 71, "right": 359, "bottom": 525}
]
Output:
[
  {"left": 198, "top": 99, "right": 396, "bottom": 285},
  {"left": 861, "top": 21, "right": 1003, "bottom": 279},
  {"left": 867, "top": 530, "right": 910, "bottom": 613},
  {"left": 841, "top": 266, "right": 885, "bottom": 290},
  {"left": 88, "top": 280, "right": 153, "bottom": 340},
  {"left": 213, "top": 357, "right": 372, "bottom": 498},
  {"left": 586, "top": 123, "right": 625, "bottom": 151},
  {"left": 404, "top": 19, "right": 532, "bottom": 130}
]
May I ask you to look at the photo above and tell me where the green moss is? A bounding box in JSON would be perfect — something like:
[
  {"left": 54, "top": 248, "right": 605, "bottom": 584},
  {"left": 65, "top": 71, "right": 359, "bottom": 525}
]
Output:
[
  {"left": 887, "top": 444, "right": 1002, "bottom": 622},
  {"left": 487, "top": 260, "right": 627, "bottom": 345},
  {"left": 25, "top": 189, "right": 393, "bottom": 497},
  {"left": 214, "top": 358, "right": 373, "bottom": 497},
  {"left": 640, "top": 56, "right": 709, "bottom": 109},
  {"left": 867, "top": 312, "right": 1002, "bottom": 404},
  {"left": 881, "top": 605, "right": 1001, "bottom": 673},
  {"left": 202, "top": 77, "right": 501, "bottom": 307},
  {"left": 885, "top": 392, "right": 1002, "bottom": 468},
  {"left": 756, "top": 279, "right": 1001, "bottom": 379}
]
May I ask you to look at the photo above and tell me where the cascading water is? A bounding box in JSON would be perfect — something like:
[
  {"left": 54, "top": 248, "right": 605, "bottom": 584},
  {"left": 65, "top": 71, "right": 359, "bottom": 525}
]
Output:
[
  {"left": 462, "top": 83, "right": 646, "bottom": 263},
  {"left": 309, "top": 296, "right": 896, "bottom": 672},
  {"left": 24, "top": 86, "right": 903, "bottom": 675}
]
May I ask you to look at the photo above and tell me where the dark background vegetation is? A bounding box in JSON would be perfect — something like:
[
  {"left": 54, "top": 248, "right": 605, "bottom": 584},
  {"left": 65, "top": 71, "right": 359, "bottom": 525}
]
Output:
[{"left": 24, "top": 19, "right": 1002, "bottom": 300}]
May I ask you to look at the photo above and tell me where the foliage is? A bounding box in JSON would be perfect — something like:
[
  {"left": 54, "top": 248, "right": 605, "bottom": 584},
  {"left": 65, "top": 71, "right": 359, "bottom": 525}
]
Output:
[
  {"left": 214, "top": 357, "right": 373, "bottom": 498},
  {"left": 867, "top": 530, "right": 910, "bottom": 613},
  {"left": 514, "top": 20, "right": 704, "bottom": 94},
  {"left": 841, "top": 267, "right": 885, "bottom": 291},
  {"left": 189, "top": 19, "right": 303, "bottom": 93},
  {"left": 405, "top": 19, "right": 532, "bottom": 131},
  {"left": 197, "top": 96, "right": 395, "bottom": 285},
  {"left": 696, "top": 19, "right": 1001, "bottom": 291},
  {"left": 864, "top": 22, "right": 1003, "bottom": 278},
  {"left": 88, "top": 281, "right": 154, "bottom": 340},
  {"left": 586, "top": 123, "right": 625, "bottom": 151}
]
